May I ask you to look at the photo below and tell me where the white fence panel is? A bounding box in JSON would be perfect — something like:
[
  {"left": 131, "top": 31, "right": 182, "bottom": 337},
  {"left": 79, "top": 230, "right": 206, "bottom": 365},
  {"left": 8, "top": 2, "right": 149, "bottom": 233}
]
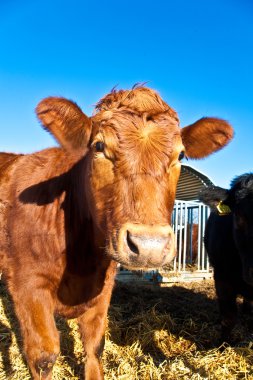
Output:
[{"left": 170, "top": 200, "right": 211, "bottom": 280}]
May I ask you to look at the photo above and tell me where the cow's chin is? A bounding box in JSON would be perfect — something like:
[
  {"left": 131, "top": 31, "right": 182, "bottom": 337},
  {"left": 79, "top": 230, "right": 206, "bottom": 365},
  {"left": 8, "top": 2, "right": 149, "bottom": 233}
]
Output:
[{"left": 117, "top": 263, "right": 169, "bottom": 272}]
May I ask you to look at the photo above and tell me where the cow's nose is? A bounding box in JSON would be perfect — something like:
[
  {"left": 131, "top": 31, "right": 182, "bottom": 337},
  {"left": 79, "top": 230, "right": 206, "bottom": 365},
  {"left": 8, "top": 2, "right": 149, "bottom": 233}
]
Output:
[
  {"left": 117, "top": 223, "right": 175, "bottom": 268},
  {"left": 126, "top": 228, "right": 171, "bottom": 257},
  {"left": 126, "top": 230, "right": 170, "bottom": 256}
]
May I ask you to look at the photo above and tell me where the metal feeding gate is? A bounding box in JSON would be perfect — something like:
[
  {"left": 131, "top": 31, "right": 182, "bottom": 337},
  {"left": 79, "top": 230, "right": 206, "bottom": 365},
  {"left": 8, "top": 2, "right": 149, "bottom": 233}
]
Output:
[{"left": 167, "top": 200, "right": 212, "bottom": 281}]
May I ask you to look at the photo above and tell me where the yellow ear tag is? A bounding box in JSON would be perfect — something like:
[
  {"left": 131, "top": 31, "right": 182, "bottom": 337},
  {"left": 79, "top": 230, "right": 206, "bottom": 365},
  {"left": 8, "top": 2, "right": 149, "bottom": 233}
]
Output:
[{"left": 216, "top": 201, "right": 231, "bottom": 215}]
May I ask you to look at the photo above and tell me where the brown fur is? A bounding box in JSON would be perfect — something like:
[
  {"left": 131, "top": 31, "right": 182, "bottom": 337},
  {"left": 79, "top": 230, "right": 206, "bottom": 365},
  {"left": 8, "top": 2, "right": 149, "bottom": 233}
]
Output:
[{"left": 0, "top": 86, "right": 233, "bottom": 379}]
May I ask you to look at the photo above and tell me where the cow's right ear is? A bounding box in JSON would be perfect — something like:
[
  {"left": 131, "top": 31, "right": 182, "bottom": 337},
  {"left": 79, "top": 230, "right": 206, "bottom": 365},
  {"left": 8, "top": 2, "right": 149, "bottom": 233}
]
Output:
[
  {"left": 36, "top": 97, "right": 92, "bottom": 153},
  {"left": 199, "top": 186, "right": 229, "bottom": 209},
  {"left": 181, "top": 117, "right": 234, "bottom": 159}
]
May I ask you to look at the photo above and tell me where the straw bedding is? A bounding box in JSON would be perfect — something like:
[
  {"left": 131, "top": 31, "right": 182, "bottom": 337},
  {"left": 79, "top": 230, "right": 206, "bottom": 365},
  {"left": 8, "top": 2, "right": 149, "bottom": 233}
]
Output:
[{"left": 0, "top": 278, "right": 253, "bottom": 379}]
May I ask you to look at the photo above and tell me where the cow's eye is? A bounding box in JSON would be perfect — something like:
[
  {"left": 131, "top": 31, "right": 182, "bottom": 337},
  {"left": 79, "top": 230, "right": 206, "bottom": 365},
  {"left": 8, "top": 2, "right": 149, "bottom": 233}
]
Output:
[
  {"left": 178, "top": 151, "right": 185, "bottom": 161},
  {"left": 95, "top": 141, "right": 105, "bottom": 152}
]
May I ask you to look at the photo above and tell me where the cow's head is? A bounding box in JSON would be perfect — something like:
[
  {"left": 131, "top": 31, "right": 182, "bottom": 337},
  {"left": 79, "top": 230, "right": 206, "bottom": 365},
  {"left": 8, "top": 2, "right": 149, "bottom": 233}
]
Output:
[
  {"left": 199, "top": 173, "right": 253, "bottom": 285},
  {"left": 36, "top": 86, "right": 233, "bottom": 270}
]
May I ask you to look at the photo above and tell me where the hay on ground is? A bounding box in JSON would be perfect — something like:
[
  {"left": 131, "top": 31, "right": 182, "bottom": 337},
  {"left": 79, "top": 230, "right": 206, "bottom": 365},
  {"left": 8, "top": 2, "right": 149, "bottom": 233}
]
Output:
[{"left": 0, "top": 279, "right": 253, "bottom": 379}]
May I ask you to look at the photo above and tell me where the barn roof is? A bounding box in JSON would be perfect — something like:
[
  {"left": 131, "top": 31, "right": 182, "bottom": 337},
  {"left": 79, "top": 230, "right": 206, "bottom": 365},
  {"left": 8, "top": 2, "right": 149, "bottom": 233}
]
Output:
[{"left": 176, "top": 164, "right": 213, "bottom": 201}]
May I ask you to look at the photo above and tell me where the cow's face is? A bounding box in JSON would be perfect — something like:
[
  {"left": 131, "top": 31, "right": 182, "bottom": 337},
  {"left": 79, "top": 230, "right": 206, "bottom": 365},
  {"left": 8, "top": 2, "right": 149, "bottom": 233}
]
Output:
[
  {"left": 37, "top": 87, "right": 233, "bottom": 270},
  {"left": 86, "top": 110, "right": 182, "bottom": 269},
  {"left": 200, "top": 174, "right": 253, "bottom": 285}
]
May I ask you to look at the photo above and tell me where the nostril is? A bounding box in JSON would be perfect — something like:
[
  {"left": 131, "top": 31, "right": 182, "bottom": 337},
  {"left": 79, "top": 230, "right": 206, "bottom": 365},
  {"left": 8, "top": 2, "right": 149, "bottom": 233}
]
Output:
[{"left": 126, "top": 231, "right": 139, "bottom": 255}]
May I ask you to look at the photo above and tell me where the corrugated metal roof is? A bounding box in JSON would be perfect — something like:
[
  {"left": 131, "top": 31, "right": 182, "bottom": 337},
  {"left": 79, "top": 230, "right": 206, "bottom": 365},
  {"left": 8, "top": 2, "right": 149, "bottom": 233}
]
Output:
[{"left": 176, "top": 165, "right": 213, "bottom": 201}]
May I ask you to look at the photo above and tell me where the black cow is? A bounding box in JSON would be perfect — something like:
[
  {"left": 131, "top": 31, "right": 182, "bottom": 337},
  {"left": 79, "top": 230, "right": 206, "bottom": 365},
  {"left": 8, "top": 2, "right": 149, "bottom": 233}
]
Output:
[{"left": 199, "top": 173, "right": 253, "bottom": 342}]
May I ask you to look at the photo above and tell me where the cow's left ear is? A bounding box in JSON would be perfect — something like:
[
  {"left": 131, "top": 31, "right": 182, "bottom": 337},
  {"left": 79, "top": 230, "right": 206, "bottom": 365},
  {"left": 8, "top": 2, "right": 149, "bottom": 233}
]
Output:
[
  {"left": 36, "top": 97, "right": 92, "bottom": 152},
  {"left": 181, "top": 117, "right": 234, "bottom": 159}
]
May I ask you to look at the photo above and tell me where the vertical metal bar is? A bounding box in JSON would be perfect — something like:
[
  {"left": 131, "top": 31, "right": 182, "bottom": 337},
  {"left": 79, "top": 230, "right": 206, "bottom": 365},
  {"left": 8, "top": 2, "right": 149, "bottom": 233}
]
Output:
[
  {"left": 204, "top": 205, "right": 211, "bottom": 272},
  {"left": 183, "top": 202, "right": 187, "bottom": 271},
  {"left": 197, "top": 204, "right": 201, "bottom": 270},
  {"left": 201, "top": 204, "right": 208, "bottom": 271},
  {"left": 173, "top": 201, "right": 179, "bottom": 271},
  {"left": 189, "top": 207, "right": 193, "bottom": 263},
  {"left": 200, "top": 205, "right": 204, "bottom": 270},
  {"left": 178, "top": 201, "right": 183, "bottom": 272},
  {"left": 171, "top": 205, "right": 176, "bottom": 271}
]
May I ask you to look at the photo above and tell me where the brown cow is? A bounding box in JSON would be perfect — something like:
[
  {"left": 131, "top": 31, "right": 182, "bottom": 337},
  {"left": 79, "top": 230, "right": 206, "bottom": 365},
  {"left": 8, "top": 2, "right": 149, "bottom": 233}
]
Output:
[{"left": 0, "top": 86, "right": 233, "bottom": 379}]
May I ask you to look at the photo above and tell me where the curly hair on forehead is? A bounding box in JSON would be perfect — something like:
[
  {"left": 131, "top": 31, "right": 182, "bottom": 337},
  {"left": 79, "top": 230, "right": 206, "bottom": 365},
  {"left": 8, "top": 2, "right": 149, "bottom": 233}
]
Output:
[{"left": 94, "top": 86, "right": 179, "bottom": 121}]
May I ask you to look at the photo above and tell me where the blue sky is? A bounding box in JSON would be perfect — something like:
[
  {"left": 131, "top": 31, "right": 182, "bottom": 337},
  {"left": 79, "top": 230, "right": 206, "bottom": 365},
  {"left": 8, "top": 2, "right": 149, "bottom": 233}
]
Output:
[{"left": 0, "top": 0, "right": 252, "bottom": 188}]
